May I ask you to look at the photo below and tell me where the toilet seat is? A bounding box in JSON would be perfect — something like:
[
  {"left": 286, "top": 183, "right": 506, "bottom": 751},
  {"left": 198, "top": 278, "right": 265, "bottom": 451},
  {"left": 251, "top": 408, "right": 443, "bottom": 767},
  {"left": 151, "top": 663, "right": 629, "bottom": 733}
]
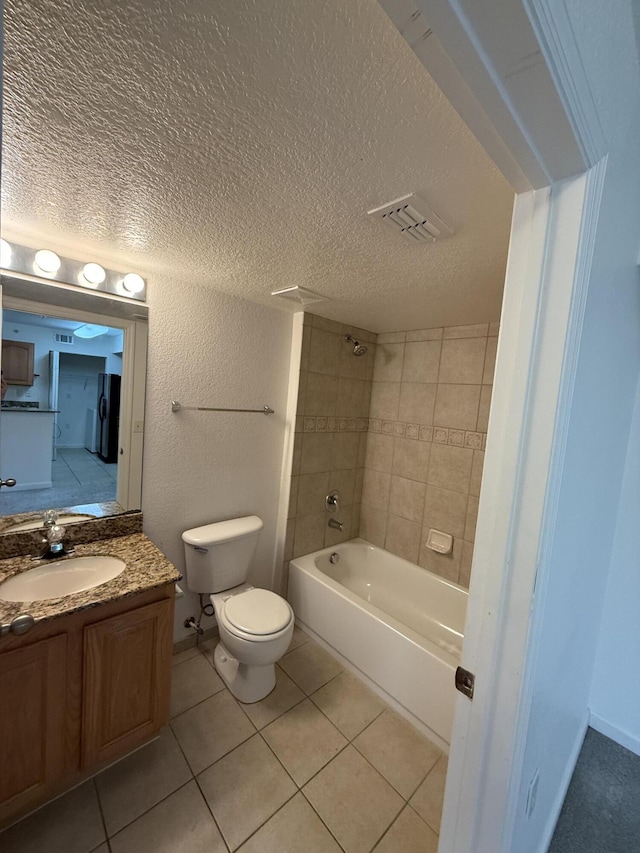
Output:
[{"left": 217, "top": 588, "right": 293, "bottom": 642}]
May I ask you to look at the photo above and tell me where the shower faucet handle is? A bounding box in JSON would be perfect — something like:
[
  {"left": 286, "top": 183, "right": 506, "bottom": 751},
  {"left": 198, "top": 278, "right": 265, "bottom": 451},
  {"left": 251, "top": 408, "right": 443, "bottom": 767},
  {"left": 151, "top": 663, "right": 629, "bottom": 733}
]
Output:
[{"left": 325, "top": 491, "right": 341, "bottom": 513}]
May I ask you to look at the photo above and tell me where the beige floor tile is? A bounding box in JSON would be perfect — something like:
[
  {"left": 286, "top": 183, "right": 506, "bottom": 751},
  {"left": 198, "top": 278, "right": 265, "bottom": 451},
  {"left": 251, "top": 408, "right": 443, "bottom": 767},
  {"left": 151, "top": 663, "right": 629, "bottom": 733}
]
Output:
[
  {"left": 171, "top": 689, "right": 256, "bottom": 775},
  {"left": 170, "top": 653, "right": 225, "bottom": 718},
  {"left": 172, "top": 645, "right": 200, "bottom": 666},
  {"left": 373, "top": 805, "right": 439, "bottom": 852},
  {"left": 279, "top": 639, "right": 343, "bottom": 694},
  {"left": 198, "top": 734, "right": 297, "bottom": 851},
  {"left": 0, "top": 780, "right": 105, "bottom": 853},
  {"left": 237, "top": 792, "right": 342, "bottom": 853},
  {"left": 311, "top": 671, "right": 386, "bottom": 739},
  {"left": 409, "top": 755, "right": 449, "bottom": 833},
  {"left": 262, "top": 699, "right": 348, "bottom": 785},
  {"left": 95, "top": 727, "right": 192, "bottom": 836},
  {"left": 92, "top": 846, "right": 109, "bottom": 853},
  {"left": 288, "top": 623, "right": 311, "bottom": 651},
  {"left": 303, "top": 746, "right": 404, "bottom": 853},
  {"left": 109, "top": 781, "right": 226, "bottom": 853},
  {"left": 354, "top": 709, "right": 442, "bottom": 798},
  {"left": 239, "top": 667, "right": 305, "bottom": 729},
  {"left": 198, "top": 636, "right": 218, "bottom": 666}
]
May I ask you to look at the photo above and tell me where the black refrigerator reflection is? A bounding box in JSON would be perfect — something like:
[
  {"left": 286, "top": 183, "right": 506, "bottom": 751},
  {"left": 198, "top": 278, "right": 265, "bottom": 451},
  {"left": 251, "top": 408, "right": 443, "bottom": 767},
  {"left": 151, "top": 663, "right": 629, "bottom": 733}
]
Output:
[{"left": 97, "top": 373, "right": 121, "bottom": 463}]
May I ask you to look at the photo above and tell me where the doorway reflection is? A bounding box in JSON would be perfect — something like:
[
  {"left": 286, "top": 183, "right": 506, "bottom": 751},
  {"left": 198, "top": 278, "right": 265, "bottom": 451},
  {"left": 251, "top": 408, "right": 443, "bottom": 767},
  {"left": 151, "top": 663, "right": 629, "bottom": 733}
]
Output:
[{"left": 0, "top": 308, "right": 123, "bottom": 515}]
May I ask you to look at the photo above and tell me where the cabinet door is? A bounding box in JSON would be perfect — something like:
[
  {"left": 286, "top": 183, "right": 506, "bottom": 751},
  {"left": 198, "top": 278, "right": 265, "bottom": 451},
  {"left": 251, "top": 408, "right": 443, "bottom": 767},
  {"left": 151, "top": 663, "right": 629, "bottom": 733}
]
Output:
[
  {"left": 82, "top": 599, "right": 173, "bottom": 768},
  {"left": 1, "top": 340, "right": 35, "bottom": 385},
  {"left": 0, "top": 634, "right": 67, "bottom": 810}
]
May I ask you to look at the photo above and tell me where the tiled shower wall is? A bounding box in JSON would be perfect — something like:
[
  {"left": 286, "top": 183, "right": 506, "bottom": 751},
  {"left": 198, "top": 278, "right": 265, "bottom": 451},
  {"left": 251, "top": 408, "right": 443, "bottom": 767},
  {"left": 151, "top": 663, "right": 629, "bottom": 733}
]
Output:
[
  {"left": 282, "top": 314, "right": 377, "bottom": 593},
  {"left": 360, "top": 323, "right": 498, "bottom": 589}
]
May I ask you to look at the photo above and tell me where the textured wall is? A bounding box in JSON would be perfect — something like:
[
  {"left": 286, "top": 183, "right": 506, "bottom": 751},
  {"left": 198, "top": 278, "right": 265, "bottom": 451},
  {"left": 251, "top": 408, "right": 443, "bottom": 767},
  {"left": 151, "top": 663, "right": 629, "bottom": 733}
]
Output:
[
  {"left": 282, "top": 314, "right": 376, "bottom": 593},
  {"left": 142, "top": 278, "right": 293, "bottom": 639},
  {"left": 360, "top": 323, "right": 497, "bottom": 588}
]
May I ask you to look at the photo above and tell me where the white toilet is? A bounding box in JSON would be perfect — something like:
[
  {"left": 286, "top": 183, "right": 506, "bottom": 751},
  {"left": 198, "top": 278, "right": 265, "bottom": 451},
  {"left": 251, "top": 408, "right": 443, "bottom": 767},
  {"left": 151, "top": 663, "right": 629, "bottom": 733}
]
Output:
[{"left": 182, "top": 515, "right": 294, "bottom": 703}]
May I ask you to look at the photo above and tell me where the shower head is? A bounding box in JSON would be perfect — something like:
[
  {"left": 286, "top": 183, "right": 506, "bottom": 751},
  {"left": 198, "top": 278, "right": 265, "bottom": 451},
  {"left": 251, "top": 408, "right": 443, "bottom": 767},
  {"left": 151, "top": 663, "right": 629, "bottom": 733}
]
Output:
[{"left": 345, "top": 334, "right": 368, "bottom": 356}]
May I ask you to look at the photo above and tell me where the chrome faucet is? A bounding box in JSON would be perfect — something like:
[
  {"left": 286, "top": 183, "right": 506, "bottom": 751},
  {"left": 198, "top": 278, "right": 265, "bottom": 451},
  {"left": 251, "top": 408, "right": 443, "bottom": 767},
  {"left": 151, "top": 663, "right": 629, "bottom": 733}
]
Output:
[
  {"left": 328, "top": 518, "right": 343, "bottom": 531},
  {"left": 34, "top": 512, "right": 75, "bottom": 560}
]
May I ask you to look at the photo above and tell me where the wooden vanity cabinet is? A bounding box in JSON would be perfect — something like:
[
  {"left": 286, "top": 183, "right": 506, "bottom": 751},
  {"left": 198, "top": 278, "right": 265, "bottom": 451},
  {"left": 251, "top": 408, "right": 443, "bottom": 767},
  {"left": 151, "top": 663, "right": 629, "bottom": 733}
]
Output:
[
  {"left": 82, "top": 599, "right": 173, "bottom": 767},
  {"left": 0, "top": 584, "right": 174, "bottom": 829},
  {"left": 1, "top": 340, "right": 35, "bottom": 386},
  {"left": 0, "top": 634, "right": 67, "bottom": 809}
]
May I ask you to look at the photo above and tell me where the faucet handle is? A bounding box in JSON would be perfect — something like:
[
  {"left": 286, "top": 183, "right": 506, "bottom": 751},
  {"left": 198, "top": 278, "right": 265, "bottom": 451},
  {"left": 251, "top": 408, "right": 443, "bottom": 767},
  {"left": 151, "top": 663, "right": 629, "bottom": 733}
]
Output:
[
  {"left": 325, "top": 490, "right": 341, "bottom": 513},
  {"left": 43, "top": 510, "right": 58, "bottom": 527},
  {"left": 46, "top": 523, "right": 66, "bottom": 543}
]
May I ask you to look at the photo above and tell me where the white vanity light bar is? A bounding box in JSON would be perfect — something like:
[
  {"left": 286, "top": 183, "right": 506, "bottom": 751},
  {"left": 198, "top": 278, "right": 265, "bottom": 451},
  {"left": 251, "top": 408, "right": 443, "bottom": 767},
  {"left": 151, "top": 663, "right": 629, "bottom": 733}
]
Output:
[{"left": 0, "top": 240, "right": 147, "bottom": 302}]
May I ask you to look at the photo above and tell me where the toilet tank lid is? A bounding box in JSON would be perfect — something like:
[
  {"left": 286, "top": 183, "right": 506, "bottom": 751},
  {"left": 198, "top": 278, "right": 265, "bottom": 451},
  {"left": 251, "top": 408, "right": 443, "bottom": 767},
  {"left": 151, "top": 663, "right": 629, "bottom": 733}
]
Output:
[{"left": 182, "top": 515, "right": 263, "bottom": 546}]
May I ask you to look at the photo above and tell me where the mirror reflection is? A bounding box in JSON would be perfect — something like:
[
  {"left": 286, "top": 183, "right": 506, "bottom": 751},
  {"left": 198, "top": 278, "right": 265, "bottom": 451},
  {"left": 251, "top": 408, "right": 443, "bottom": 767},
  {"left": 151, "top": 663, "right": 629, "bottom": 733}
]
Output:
[{"left": 0, "top": 301, "right": 135, "bottom": 529}]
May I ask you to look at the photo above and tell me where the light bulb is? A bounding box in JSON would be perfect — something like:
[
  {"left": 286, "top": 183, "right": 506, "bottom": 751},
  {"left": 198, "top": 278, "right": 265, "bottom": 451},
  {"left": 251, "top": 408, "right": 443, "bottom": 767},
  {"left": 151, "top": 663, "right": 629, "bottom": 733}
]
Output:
[
  {"left": 81, "top": 262, "right": 106, "bottom": 286},
  {"left": 74, "top": 324, "right": 110, "bottom": 339},
  {"left": 122, "top": 272, "right": 145, "bottom": 294},
  {"left": 0, "top": 239, "right": 12, "bottom": 267},
  {"left": 34, "top": 249, "right": 61, "bottom": 275}
]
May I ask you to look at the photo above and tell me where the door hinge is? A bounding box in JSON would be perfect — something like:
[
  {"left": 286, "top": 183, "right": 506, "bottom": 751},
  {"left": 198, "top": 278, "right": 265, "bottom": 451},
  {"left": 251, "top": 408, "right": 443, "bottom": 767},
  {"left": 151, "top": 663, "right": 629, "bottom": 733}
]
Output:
[{"left": 455, "top": 666, "right": 475, "bottom": 700}]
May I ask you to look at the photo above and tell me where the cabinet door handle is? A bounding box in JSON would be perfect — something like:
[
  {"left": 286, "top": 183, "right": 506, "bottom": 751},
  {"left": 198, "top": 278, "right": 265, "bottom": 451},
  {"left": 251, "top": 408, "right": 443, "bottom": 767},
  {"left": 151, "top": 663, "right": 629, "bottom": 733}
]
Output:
[
  {"left": 0, "top": 479, "right": 17, "bottom": 489},
  {"left": 0, "top": 613, "right": 35, "bottom": 636}
]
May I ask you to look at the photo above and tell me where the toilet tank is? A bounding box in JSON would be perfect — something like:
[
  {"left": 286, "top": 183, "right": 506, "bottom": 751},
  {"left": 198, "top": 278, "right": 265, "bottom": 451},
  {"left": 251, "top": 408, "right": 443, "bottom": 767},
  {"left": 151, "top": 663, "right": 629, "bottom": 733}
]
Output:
[{"left": 182, "top": 516, "right": 263, "bottom": 593}]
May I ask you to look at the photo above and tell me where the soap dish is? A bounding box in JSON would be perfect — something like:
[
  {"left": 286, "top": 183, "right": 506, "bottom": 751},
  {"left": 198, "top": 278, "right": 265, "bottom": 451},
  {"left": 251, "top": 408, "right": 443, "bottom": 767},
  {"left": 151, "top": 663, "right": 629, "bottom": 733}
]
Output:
[{"left": 426, "top": 528, "right": 453, "bottom": 554}]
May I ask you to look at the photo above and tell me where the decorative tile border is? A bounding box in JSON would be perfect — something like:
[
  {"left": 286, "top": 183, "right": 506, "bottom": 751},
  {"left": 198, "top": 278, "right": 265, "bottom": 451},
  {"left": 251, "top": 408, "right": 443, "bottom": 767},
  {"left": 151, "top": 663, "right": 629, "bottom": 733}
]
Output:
[
  {"left": 368, "top": 418, "right": 485, "bottom": 448},
  {"left": 296, "top": 415, "right": 369, "bottom": 433},
  {"left": 296, "top": 414, "right": 488, "bottom": 448}
]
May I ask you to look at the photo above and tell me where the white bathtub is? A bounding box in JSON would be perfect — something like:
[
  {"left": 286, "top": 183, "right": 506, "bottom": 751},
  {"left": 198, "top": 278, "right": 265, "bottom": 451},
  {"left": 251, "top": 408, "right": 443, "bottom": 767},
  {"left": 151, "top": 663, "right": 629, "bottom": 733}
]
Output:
[{"left": 287, "top": 538, "right": 467, "bottom": 749}]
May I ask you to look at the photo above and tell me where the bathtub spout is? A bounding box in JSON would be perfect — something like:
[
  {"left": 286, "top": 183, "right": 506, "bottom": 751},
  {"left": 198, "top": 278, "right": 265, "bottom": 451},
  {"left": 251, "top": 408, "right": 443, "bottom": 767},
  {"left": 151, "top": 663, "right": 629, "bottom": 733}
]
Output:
[{"left": 328, "top": 518, "right": 343, "bottom": 531}]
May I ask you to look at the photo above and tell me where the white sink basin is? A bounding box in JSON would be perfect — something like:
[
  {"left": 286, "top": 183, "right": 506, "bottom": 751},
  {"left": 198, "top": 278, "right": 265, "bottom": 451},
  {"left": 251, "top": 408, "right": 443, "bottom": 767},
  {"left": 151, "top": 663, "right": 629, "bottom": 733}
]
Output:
[
  {"left": 3, "top": 514, "right": 96, "bottom": 533},
  {"left": 0, "top": 556, "right": 126, "bottom": 602}
]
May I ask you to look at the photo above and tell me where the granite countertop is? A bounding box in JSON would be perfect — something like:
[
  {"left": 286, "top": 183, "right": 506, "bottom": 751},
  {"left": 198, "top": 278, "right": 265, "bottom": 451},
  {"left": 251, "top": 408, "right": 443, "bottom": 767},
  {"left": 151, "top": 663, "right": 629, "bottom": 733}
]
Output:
[
  {"left": 0, "top": 501, "right": 124, "bottom": 536},
  {"left": 0, "top": 532, "right": 181, "bottom": 625}
]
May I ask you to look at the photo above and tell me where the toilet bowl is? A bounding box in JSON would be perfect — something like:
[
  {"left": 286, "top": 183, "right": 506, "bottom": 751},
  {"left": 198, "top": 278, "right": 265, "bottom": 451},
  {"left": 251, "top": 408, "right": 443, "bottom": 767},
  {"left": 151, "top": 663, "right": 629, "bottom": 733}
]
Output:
[
  {"left": 182, "top": 516, "right": 295, "bottom": 703},
  {"left": 211, "top": 584, "right": 294, "bottom": 702}
]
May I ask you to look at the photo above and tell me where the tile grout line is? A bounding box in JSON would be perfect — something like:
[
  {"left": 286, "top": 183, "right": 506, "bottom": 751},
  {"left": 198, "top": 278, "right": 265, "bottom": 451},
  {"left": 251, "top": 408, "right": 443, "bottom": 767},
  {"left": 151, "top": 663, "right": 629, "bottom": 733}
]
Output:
[
  {"left": 162, "top": 716, "right": 233, "bottom": 853},
  {"left": 174, "top": 632, "right": 445, "bottom": 849},
  {"left": 191, "top": 773, "right": 232, "bottom": 853},
  {"left": 92, "top": 776, "right": 111, "bottom": 851},
  {"left": 185, "top": 638, "right": 353, "bottom": 849},
  {"left": 104, "top": 778, "right": 193, "bottom": 844},
  {"left": 407, "top": 800, "right": 441, "bottom": 838}
]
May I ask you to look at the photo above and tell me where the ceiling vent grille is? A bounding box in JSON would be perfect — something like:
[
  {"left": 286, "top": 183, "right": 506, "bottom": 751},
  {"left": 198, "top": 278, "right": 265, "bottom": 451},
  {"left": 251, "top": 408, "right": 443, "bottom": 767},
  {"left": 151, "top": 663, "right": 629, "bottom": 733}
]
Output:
[
  {"left": 54, "top": 332, "right": 74, "bottom": 344},
  {"left": 271, "top": 286, "right": 329, "bottom": 305},
  {"left": 368, "top": 194, "right": 454, "bottom": 243}
]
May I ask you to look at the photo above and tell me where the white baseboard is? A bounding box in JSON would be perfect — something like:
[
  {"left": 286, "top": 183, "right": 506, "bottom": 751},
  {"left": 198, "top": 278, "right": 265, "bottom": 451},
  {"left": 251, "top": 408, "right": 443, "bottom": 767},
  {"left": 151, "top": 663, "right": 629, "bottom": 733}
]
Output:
[
  {"left": 10, "top": 480, "right": 53, "bottom": 491},
  {"left": 589, "top": 711, "right": 640, "bottom": 757},
  {"left": 539, "top": 712, "right": 589, "bottom": 852}
]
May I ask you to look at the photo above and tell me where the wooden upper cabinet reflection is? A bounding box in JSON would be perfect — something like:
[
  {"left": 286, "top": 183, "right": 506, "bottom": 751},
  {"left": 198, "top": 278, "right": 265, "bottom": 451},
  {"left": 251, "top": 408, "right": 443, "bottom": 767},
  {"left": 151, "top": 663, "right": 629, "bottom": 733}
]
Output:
[{"left": 1, "top": 340, "right": 35, "bottom": 385}]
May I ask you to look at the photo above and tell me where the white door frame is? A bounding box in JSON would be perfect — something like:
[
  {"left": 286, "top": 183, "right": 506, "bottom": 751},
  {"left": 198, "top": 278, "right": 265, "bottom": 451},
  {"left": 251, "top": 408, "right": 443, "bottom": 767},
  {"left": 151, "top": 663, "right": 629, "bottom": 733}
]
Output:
[
  {"left": 377, "top": 0, "right": 609, "bottom": 849},
  {"left": 440, "top": 160, "right": 607, "bottom": 853}
]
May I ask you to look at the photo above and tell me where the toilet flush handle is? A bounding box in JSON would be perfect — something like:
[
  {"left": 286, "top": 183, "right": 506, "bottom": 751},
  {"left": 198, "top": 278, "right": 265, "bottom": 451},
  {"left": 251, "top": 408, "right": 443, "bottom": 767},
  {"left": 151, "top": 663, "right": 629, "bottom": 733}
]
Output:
[{"left": 193, "top": 545, "right": 208, "bottom": 553}]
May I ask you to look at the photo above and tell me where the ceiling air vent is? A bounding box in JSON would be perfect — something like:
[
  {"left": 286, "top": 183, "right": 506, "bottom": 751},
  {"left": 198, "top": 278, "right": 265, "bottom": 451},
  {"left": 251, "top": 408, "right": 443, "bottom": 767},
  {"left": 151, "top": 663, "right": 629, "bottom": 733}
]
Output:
[
  {"left": 54, "top": 332, "right": 74, "bottom": 344},
  {"left": 271, "top": 286, "right": 328, "bottom": 305},
  {"left": 368, "top": 193, "right": 453, "bottom": 243}
]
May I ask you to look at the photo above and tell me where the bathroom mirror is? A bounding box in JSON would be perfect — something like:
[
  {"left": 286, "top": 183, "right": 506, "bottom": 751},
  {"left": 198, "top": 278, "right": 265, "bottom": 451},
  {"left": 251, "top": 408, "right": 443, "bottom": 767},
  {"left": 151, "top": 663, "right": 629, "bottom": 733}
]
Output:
[{"left": 0, "top": 272, "right": 147, "bottom": 532}]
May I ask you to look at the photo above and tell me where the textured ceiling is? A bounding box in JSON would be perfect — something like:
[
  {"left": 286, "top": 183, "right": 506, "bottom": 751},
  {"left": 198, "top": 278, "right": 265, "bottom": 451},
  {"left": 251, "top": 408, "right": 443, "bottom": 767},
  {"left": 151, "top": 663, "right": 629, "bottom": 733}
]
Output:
[{"left": 2, "top": 0, "right": 514, "bottom": 332}]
